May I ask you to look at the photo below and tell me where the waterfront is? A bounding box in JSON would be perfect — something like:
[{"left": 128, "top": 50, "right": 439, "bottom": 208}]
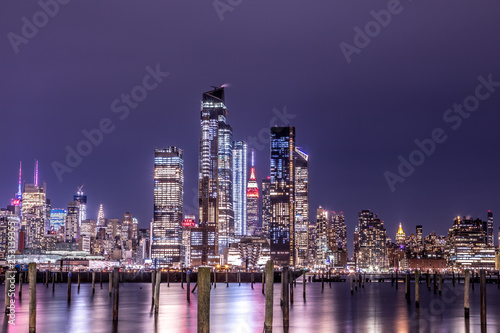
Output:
[{"left": 2, "top": 279, "right": 499, "bottom": 333}]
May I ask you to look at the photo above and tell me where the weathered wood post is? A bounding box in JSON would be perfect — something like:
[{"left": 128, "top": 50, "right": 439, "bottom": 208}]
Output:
[
  {"left": 464, "top": 269, "right": 470, "bottom": 317},
  {"left": 350, "top": 273, "right": 354, "bottom": 295},
  {"left": 362, "top": 272, "right": 365, "bottom": 288},
  {"left": 439, "top": 273, "right": 442, "bottom": 295},
  {"left": 167, "top": 268, "right": 170, "bottom": 287},
  {"left": 251, "top": 270, "right": 255, "bottom": 290},
  {"left": 262, "top": 271, "right": 265, "bottom": 294},
  {"left": 100, "top": 271, "right": 103, "bottom": 289},
  {"left": 154, "top": 269, "right": 161, "bottom": 313},
  {"left": 498, "top": 271, "right": 500, "bottom": 289},
  {"left": 321, "top": 270, "right": 324, "bottom": 290},
  {"left": 187, "top": 269, "right": 191, "bottom": 303},
  {"left": 282, "top": 266, "right": 289, "bottom": 328},
  {"left": 19, "top": 272, "right": 23, "bottom": 297},
  {"left": 45, "top": 271, "right": 49, "bottom": 288},
  {"left": 5, "top": 270, "right": 11, "bottom": 314},
  {"left": 329, "top": 270, "right": 332, "bottom": 288},
  {"left": 452, "top": 270, "right": 455, "bottom": 286},
  {"left": 415, "top": 270, "right": 420, "bottom": 308},
  {"left": 289, "top": 269, "right": 293, "bottom": 304},
  {"left": 238, "top": 270, "right": 241, "bottom": 286},
  {"left": 29, "top": 263, "right": 36, "bottom": 333},
  {"left": 113, "top": 267, "right": 119, "bottom": 322},
  {"left": 198, "top": 267, "right": 211, "bottom": 333},
  {"left": 67, "top": 271, "right": 72, "bottom": 302},
  {"left": 213, "top": 268, "right": 216, "bottom": 289},
  {"left": 225, "top": 268, "right": 229, "bottom": 288},
  {"left": 395, "top": 270, "right": 398, "bottom": 289},
  {"left": 303, "top": 270, "right": 306, "bottom": 300},
  {"left": 264, "top": 260, "right": 274, "bottom": 332},
  {"left": 427, "top": 271, "right": 430, "bottom": 290},
  {"left": 92, "top": 272, "right": 95, "bottom": 294},
  {"left": 480, "top": 270, "right": 486, "bottom": 327},
  {"left": 52, "top": 272, "right": 55, "bottom": 292},
  {"left": 77, "top": 271, "right": 80, "bottom": 292},
  {"left": 109, "top": 271, "right": 113, "bottom": 297},
  {"left": 151, "top": 270, "right": 156, "bottom": 304},
  {"left": 405, "top": 272, "right": 409, "bottom": 300}
]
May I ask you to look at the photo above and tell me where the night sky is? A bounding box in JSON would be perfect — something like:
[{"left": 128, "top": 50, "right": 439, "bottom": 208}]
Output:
[{"left": 1, "top": 1, "right": 500, "bottom": 254}]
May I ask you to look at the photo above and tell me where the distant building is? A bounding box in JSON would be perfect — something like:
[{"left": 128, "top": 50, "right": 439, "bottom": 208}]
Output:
[
  {"left": 294, "top": 148, "right": 309, "bottom": 266},
  {"left": 246, "top": 153, "right": 259, "bottom": 237},
  {"left": 395, "top": 223, "right": 406, "bottom": 247},
  {"left": 65, "top": 201, "right": 79, "bottom": 242},
  {"left": 74, "top": 186, "right": 87, "bottom": 226},
  {"left": 261, "top": 177, "right": 271, "bottom": 239},
  {"left": 357, "top": 210, "right": 388, "bottom": 271},
  {"left": 152, "top": 147, "right": 184, "bottom": 266},
  {"left": 233, "top": 140, "right": 247, "bottom": 238},
  {"left": 315, "top": 207, "right": 329, "bottom": 267},
  {"left": 50, "top": 208, "right": 67, "bottom": 231},
  {"left": 330, "top": 212, "right": 347, "bottom": 269}
]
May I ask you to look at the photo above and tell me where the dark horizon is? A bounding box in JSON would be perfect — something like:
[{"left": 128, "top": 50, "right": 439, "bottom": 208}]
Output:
[{"left": 2, "top": 1, "right": 500, "bottom": 255}]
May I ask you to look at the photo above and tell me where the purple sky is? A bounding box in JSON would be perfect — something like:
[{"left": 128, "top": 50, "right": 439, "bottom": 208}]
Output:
[{"left": 1, "top": 1, "right": 500, "bottom": 253}]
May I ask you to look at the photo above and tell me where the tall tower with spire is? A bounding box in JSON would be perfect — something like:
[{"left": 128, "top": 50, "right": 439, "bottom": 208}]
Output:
[
  {"left": 97, "top": 204, "right": 105, "bottom": 227},
  {"left": 246, "top": 150, "right": 259, "bottom": 236},
  {"left": 22, "top": 160, "right": 47, "bottom": 250},
  {"left": 395, "top": 223, "right": 406, "bottom": 246}
]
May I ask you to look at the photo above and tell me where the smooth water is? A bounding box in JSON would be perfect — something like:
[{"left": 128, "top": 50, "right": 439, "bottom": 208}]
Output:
[{"left": 1, "top": 280, "right": 498, "bottom": 332}]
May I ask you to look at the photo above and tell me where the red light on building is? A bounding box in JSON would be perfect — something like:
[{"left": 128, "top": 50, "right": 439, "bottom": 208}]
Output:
[
  {"left": 247, "top": 188, "right": 259, "bottom": 198},
  {"left": 11, "top": 199, "right": 20, "bottom": 206},
  {"left": 182, "top": 219, "right": 195, "bottom": 228}
]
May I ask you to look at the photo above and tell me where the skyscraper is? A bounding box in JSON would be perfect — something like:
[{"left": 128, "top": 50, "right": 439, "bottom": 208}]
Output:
[
  {"left": 487, "top": 211, "right": 494, "bottom": 247},
  {"left": 50, "top": 208, "right": 67, "bottom": 231},
  {"left": 269, "top": 126, "right": 295, "bottom": 266},
  {"left": 74, "top": 185, "right": 87, "bottom": 226},
  {"left": 416, "top": 225, "right": 423, "bottom": 254},
  {"left": 198, "top": 87, "right": 233, "bottom": 261},
  {"left": 330, "top": 212, "right": 347, "bottom": 251},
  {"left": 294, "top": 148, "right": 309, "bottom": 266},
  {"left": 22, "top": 160, "right": 48, "bottom": 250},
  {"left": 395, "top": 223, "right": 406, "bottom": 246},
  {"left": 315, "top": 206, "right": 329, "bottom": 267},
  {"left": 246, "top": 150, "right": 259, "bottom": 237},
  {"left": 261, "top": 177, "right": 271, "bottom": 239},
  {"left": 97, "top": 204, "right": 105, "bottom": 227},
  {"left": 65, "top": 201, "right": 79, "bottom": 242},
  {"left": 232, "top": 140, "right": 247, "bottom": 238},
  {"left": 357, "top": 210, "right": 388, "bottom": 271},
  {"left": 152, "top": 147, "right": 184, "bottom": 266}
]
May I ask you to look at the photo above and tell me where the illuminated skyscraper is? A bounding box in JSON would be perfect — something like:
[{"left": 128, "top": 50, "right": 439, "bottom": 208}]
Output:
[
  {"left": 232, "top": 140, "right": 247, "bottom": 238},
  {"left": 152, "top": 147, "right": 184, "bottom": 266},
  {"left": 50, "top": 208, "right": 67, "bottom": 231},
  {"left": 330, "top": 212, "right": 347, "bottom": 251},
  {"left": 22, "top": 160, "right": 49, "bottom": 250},
  {"left": 74, "top": 185, "right": 87, "bottom": 227},
  {"left": 357, "top": 210, "right": 388, "bottom": 271},
  {"left": 65, "top": 201, "right": 79, "bottom": 242},
  {"left": 269, "top": 126, "right": 295, "bottom": 266},
  {"left": 261, "top": 177, "right": 271, "bottom": 239},
  {"left": 486, "top": 211, "right": 494, "bottom": 247},
  {"left": 198, "top": 86, "right": 233, "bottom": 261},
  {"left": 315, "top": 206, "right": 329, "bottom": 266},
  {"left": 97, "top": 204, "right": 105, "bottom": 227},
  {"left": 246, "top": 150, "right": 259, "bottom": 236},
  {"left": 395, "top": 223, "right": 406, "bottom": 246},
  {"left": 294, "top": 148, "right": 309, "bottom": 266}
]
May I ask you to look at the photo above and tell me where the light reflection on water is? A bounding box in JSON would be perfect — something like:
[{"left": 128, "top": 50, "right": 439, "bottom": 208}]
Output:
[{"left": 1, "top": 281, "right": 498, "bottom": 332}]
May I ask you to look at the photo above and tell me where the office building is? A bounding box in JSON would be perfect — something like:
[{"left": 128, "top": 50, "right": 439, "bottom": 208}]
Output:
[
  {"left": 294, "top": 148, "right": 309, "bottom": 266},
  {"left": 246, "top": 150, "right": 259, "bottom": 237},
  {"left": 50, "top": 208, "right": 67, "bottom": 231},
  {"left": 233, "top": 140, "right": 247, "bottom": 238}
]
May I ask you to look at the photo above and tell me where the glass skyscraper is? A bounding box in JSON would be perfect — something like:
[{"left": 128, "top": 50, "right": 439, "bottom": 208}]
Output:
[
  {"left": 50, "top": 208, "right": 67, "bottom": 231},
  {"left": 152, "top": 147, "right": 184, "bottom": 266},
  {"left": 294, "top": 148, "right": 309, "bottom": 266},
  {"left": 269, "top": 126, "right": 295, "bottom": 266},
  {"left": 232, "top": 140, "right": 247, "bottom": 238},
  {"left": 246, "top": 150, "right": 259, "bottom": 236},
  {"left": 198, "top": 87, "right": 233, "bottom": 261},
  {"left": 74, "top": 186, "right": 87, "bottom": 227}
]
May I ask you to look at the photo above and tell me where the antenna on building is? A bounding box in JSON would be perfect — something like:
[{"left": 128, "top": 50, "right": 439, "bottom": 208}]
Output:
[
  {"left": 77, "top": 184, "right": 84, "bottom": 194},
  {"left": 251, "top": 149, "right": 255, "bottom": 167},
  {"left": 17, "top": 161, "right": 22, "bottom": 196},
  {"left": 34, "top": 159, "right": 39, "bottom": 186}
]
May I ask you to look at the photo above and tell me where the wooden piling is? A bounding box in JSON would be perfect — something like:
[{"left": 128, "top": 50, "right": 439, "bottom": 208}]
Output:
[
  {"left": 262, "top": 271, "right": 265, "bottom": 295},
  {"left": 282, "top": 266, "right": 289, "bottom": 328},
  {"left": 67, "top": 272, "right": 72, "bottom": 302},
  {"left": 329, "top": 270, "right": 331, "bottom": 288},
  {"left": 303, "top": 270, "right": 306, "bottom": 301},
  {"left": 100, "top": 271, "right": 103, "bottom": 289},
  {"left": 362, "top": 272, "right": 365, "bottom": 288},
  {"left": 415, "top": 270, "right": 420, "bottom": 308},
  {"left": 198, "top": 267, "right": 211, "bottom": 333},
  {"left": 226, "top": 269, "right": 229, "bottom": 288},
  {"left": 5, "top": 271, "right": 11, "bottom": 314},
  {"left": 52, "top": 272, "right": 55, "bottom": 292},
  {"left": 321, "top": 271, "right": 324, "bottom": 290},
  {"left": 427, "top": 271, "right": 430, "bottom": 290},
  {"left": 350, "top": 274, "right": 354, "bottom": 294},
  {"left": 238, "top": 270, "right": 241, "bottom": 286},
  {"left": 29, "top": 263, "right": 36, "bottom": 333},
  {"left": 433, "top": 273, "right": 437, "bottom": 294},
  {"left": 167, "top": 268, "right": 170, "bottom": 287},
  {"left": 113, "top": 267, "right": 119, "bottom": 321},
  {"left": 464, "top": 270, "right": 470, "bottom": 317},
  {"left": 109, "top": 272, "right": 113, "bottom": 297},
  {"left": 45, "top": 271, "right": 49, "bottom": 288},
  {"left": 77, "top": 272, "right": 81, "bottom": 292},
  {"left": 152, "top": 270, "right": 156, "bottom": 304},
  {"left": 396, "top": 270, "right": 398, "bottom": 289},
  {"left": 19, "top": 272, "right": 23, "bottom": 297},
  {"left": 452, "top": 271, "right": 455, "bottom": 286},
  {"left": 391, "top": 273, "right": 394, "bottom": 286},
  {"left": 289, "top": 269, "right": 293, "bottom": 304},
  {"left": 154, "top": 269, "right": 161, "bottom": 313},
  {"left": 181, "top": 268, "right": 184, "bottom": 289},
  {"left": 213, "top": 269, "right": 216, "bottom": 289},
  {"left": 264, "top": 261, "right": 274, "bottom": 331},
  {"left": 480, "top": 270, "right": 486, "bottom": 327},
  {"left": 187, "top": 270, "right": 191, "bottom": 303},
  {"left": 92, "top": 272, "right": 95, "bottom": 294},
  {"left": 251, "top": 271, "right": 254, "bottom": 290},
  {"left": 439, "top": 274, "right": 442, "bottom": 295},
  {"left": 405, "top": 273, "right": 409, "bottom": 300}
]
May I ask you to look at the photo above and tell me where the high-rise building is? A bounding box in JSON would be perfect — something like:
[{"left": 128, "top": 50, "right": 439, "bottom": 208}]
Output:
[
  {"left": 65, "top": 201, "right": 79, "bottom": 242},
  {"left": 152, "top": 147, "right": 184, "bottom": 266},
  {"left": 357, "top": 210, "right": 388, "bottom": 271},
  {"left": 122, "top": 212, "right": 133, "bottom": 243},
  {"left": 486, "top": 211, "right": 494, "bottom": 247},
  {"left": 416, "top": 225, "right": 423, "bottom": 253},
  {"left": 395, "top": 223, "right": 406, "bottom": 246},
  {"left": 246, "top": 150, "right": 259, "bottom": 237},
  {"left": 331, "top": 212, "right": 347, "bottom": 251},
  {"left": 198, "top": 87, "right": 233, "bottom": 261},
  {"left": 269, "top": 126, "right": 295, "bottom": 266},
  {"left": 74, "top": 185, "right": 87, "bottom": 226},
  {"left": 261, "top": 177, "right": 271, "bottom": 239},
  {"left": 97, "top": 204, "right": 105, "bottom": 227},
  {"left": 50, "top": 208, "right": 67, "bottom": 231},
  {"left": 294, "top": 148, "right": 309, "bottom": 266},
  {"left": 22, "top": 160, "right": 48, "bottom": 250},
  {"left": 232, "top": 140, "right": 247, "bottom": 238},
  {"left": 182, "top": 215, "right": 196, "bottom": 267},
  {"left": 0, "top": 209, "right": 20, "bottom": 259},
  {"left": 315, "top": 206, "right": 329, "bottom": 267}
]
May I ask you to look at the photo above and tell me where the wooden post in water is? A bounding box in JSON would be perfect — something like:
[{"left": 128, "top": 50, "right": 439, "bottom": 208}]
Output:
[
  {"left": 264, "top": 261, "right": 274, "bottom": 332},
  {"left": 45, "top": 271, "right": 49, "bottom": 288},
  {"left": 109, "top": 272, "right": 113, "bottom": 297},
  {"left": 282, "top": 266, "right": 289, "bottom": 328},
  {"left": 29, "top": 263, "right": 36, "bottom": 333},
  {"left": 452, "top": 270, "right": 455, "bottom": 286},
  {"left": 415, "top": 270, "right": 420, "bottom": 308},
  {"left": 464, "top": 269, "right": 470, "bottom": 317},
  {"left": 5, "top": 271, "right": 11, "bottom": 314},
  {"left": 433, "top": 273, "right": 437, "bottom": 294},
  {"left": 67, "top": 271, "right": 72, "bottom": 302},
  {"left": 213, "top": 269, "right": 216, "bottom": 289},
  {"left": 439, "top": 274, "right": 442, "bottom": 295},
  {"left": 251, "top": 270, "right": 254, "bottom": 290},
  {"left": 198, "top": 267, "right": 211, "bottom": 333},
  {"left": 262, "top": 271, "right": 265, "bottom": 294},
  {"left": 19, "top": 272, "right": 23, "bottom": 297},
  {"left": 480, "top": 270, "right": 486, "bottom": 327},
  {"left": 350, "top": 274, "right": 354, "bottom": 295},
  {"left": 77, "top": 272, "right": 81, "bottom": 292},
  {"left": 289, "top": 269, "right": 293, "bottom": 304},
  {"left": 167, "top": 268, "right": 170, "bottom": 287},
  {"left": 181, "top": 269, "right": 184, "bottom": 289},
  {"left": 362, "top": 272, "right": 365, "bottom": 288},
  {"left": 226, "top": 269, "right": 229, "bottom": 288},
  {"left": 395, "top": 270, "right": 398, "bottom": 289},
  {"left": 321, "top": 270, "right": 324, "bottom": 290},
  {"left": 329, "top": 270, "right": 331, "bottom": 288},
  {"left": 238, "top": 270, "right": 241, "bottom": 286},
  {"left": 186, "top": 270, "right": 191, "bottom": 303},
  {"left": 498, "top": 271, "right": 500, "bottom": 289},
  {"left": 405, "top": 273, "right": 409, "bottom": 300},
  {"left": 303, "top": 270, "right": 306, "bottom": 301},
  {"left": 151, "top": 270, "right": 156, "bottom": 304},
  {"left": 52, "top": 272, "right": 55, "bottom": 292},
  {"left": 100, "top": 271, "right": 103, "bottom": 289},
  {"left": 113, "top": 267, "right": 119, "bottom": 322},
  {"left": 92, "top": 272, "right": 95, "bottom": 294},
  {"left": 154, "top": 269, "right": 161, "bottom": 313}
]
